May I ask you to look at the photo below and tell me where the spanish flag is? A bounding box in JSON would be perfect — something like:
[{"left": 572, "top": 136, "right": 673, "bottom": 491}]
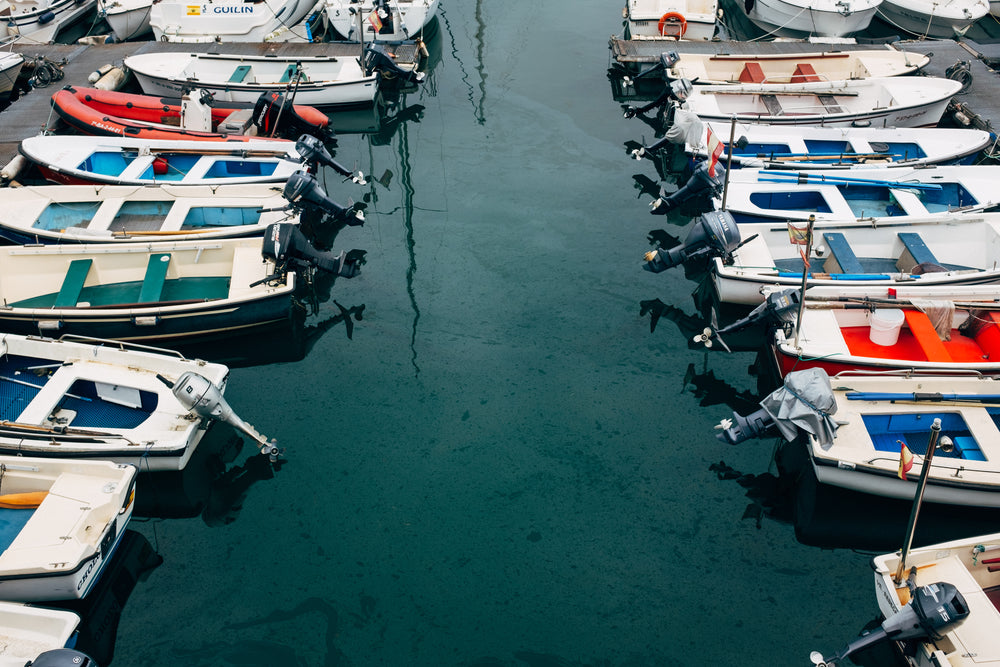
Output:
[
  {"left": 898, "top": 441, "right": 914, "bottom": 480},
  {"left": 367, "top": 10, "right": 383, "bottom": 32},
  {"left": 706, "top": 126, "right": 724, "bottom": 178}
]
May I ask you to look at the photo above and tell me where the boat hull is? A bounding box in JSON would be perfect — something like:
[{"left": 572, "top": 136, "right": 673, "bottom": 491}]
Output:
[
  {"left": 130, "top": 70, "right": 377, "bottom": 107},
  {"left": 99, "top": 0, "right": 153, "bottom": 40},
  {"left": 326, "top": 0, "right": 439, "bottom": 41},
  {"left": 150, "top": 0, "right": 318, "bottom": 42},
  {"left": 746, "top": 0, "right": 878, "bottom": 37},
  {"left": 878, "top": 0, "right": 988, "bottom": 38},
  {"left": 4, "top": 0, "right": 96, "bottom": 43}
]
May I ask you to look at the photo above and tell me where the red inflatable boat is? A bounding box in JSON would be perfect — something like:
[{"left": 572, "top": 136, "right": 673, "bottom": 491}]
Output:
[{"left": 50, "top": 86, "right": 332, "bottom": 142}]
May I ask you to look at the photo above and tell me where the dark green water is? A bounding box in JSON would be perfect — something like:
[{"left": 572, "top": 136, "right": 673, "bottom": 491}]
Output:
[{"left": 101, "top": 3, "right": 898, "bottom": 665}]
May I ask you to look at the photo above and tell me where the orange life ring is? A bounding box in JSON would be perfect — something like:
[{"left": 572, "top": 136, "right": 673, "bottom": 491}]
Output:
[{"left": 657, "top": 12, "right": 688, "bottom": 37}]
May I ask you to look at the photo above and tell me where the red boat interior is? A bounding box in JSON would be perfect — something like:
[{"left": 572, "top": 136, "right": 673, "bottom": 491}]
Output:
[{"left": 843, "top": 309, "right": 1000, "bottom": 363}]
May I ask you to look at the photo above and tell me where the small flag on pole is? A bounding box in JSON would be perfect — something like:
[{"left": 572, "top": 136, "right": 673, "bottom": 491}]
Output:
[
  {"left": 706, "top": 126, "right": 724, "bottom": 178},
  {"left": 368, "top": 10, "right": 383, "bottom": 32},
  {"left": 898, "top": 441, "right": 914, "bottom": 480}
]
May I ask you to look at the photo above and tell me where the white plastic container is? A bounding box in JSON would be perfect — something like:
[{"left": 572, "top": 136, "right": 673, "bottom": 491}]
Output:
[{"left": 869, "top": 308, "right": 905, "bottom": 346}]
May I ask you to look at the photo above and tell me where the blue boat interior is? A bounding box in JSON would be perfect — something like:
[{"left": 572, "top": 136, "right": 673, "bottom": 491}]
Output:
[
  {"left": 202, "top": 160, "right": 279, "bottom": 179},
  {"left": 772, "top": 230, "right": 972, "bottom": 275},
  {"left": 0, "top": 508, "right": 34, "bottom": 553},
  {"left": 862, "top": 412, "right": 987, "bottom": 461},
  {"left": 106, "top": 201, "right": 174, "bottom": 232},
  {"left": 747, "top": 182, "right": 978, "bottom": 218},
  {"left": 33, "top": 201, "right": 102, "bottom": 230},
  {"left": 0, "top": 353, "right": 157, "bottom": 427},
  {"left": 79, "top": 150, "right": 137, "bottom": 177},
  {"left": 180, "top": 206, "right": 263, "bottom": 228},
  {"left": 732, "top": 140, "right": 929, "bottom": 165}
]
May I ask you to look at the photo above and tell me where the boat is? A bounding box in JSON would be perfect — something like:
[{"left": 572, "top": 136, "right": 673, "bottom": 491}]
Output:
[
  {"left": 149, "top": 0, "right": 319, "bottom": 43},
  {"left": 715, "top": 367, "right": 1000, "bottom": 508},
  {"left": 124, "top": 51, "right": 380, "bottom": 108},
  {"left": 325, "top": 0, "right": 439, "bottom": 42},
  {"left": 0, "top": 223, "right": 364, "bottom": 344},
  {"left": 0, "top": 51, "right": 22, "bottom": 98},
  {"left": 664, "top": 47, "right": 927, "bottom": 84},
  {"left": 0, "top": 0, "right": 95, "bottom": 43},
  {"left": 98, "top": 0, "right": 154, "bottom": 41},
  {"left": 877, "top": 0, "right": 989, "bottom": 38},
  {"left": 621, "top": 0, "right": 720, "bottom": 42},
  {"left": 865, "top": 531, "right": 1000, "bottom": 667},
  {"left": 742, "top": 0, "right": 883, "bottom": 37},
  {"left": 664, "top": 120, "right": 992, "bottom": 170},
  {"left": 50, "top": 86, "right": 332, "bottom": 143},
  {"left": 762, "top": 285, "right": 1000, "bottom": 378},
  {"left": 0, "top": 168, "right": 363, "bottom": 244},
  {"left": 676, "top": 75, "right": 963, "bottom": 127},
  {"left": 0, "top": 602, "right": 81, "bottom": 665},
  {"left": 709, "top": 165, "right": 1000, "bottom": 225},
  {"left": 0, "top": 456, "right": 135, "bottom": 602},
  {"left": 642, "top": 210, "right": 1000, "bottom": 305}
]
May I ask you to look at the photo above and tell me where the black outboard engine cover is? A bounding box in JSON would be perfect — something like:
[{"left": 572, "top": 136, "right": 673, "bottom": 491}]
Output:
[
  {"left": 813, "top": 582, "right": 968, "bottom": 666},
  {"left": 644, "top": 210, "right": 740, "bottom": 272},
  {"left": 651, "top": 160, "right": 725, "bottom": 215},
  {"left": 283, "top": 170, "right": 364, "bottom": 226},
  {"left": 363, "top": 43, "right": 425, "bottom": 86},
  {"left": 27, "top": 648, "right": 99, "bottom": 666},
  {"left": 263, "top": 223, "right": 365, "bottom": 278},
  {"left": 295, "top": 134, "right": 354, "bottom": 179},
  {"left": 252, "top": 92, "right": 331, "bottom": 142},
  {"left": 716, "top": 407, "right": 775, "bottom": 445}
]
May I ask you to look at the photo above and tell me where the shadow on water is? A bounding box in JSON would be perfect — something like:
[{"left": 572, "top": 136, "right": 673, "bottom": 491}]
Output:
[{"left": 50, "top": 530, "right": 163, "bottom": 667}]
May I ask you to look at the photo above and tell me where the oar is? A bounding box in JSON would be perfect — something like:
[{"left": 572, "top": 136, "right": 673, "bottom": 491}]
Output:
[
  {"left": 846, "top": 392, "right": 1000, "bottom": 403},
  {"left": 758, "top": 172, "right": 943, "bottom": 190}
]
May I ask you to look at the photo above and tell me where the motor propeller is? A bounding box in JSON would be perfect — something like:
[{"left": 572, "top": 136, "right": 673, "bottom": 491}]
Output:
[{"left": 295, "top": 134, "right": 365, "bottom": 184}]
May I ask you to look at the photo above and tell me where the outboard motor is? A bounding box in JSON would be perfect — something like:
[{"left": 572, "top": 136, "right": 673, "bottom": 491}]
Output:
[
  {"left": 811, "top": 582, "right": 969, "bottom": 666},
  {"left": 157, "top": 372, "right": 281, "bottom": 462},
  {"left": 692, "top": 288, "right": 800, "bottom": 351},
  {"left": 252, "top": 91, "right": 332, "bottom": 142},
  {"left": 295, "top": 134, "right": 364, "bottom": 183},
  {"left": 283, "top": 170, "right": 365, "bottom": 227},
  {"left": 26, "top": 648, "right": 99, "bottom": 666},
  {"left": 644, "top": 209, "right": 740, "bottom": 273},
  {"left": 363, "top": 43, "right": 425, "bottom": 86},
  {"left": 262, "top": 222, "right": 366, "bottom": 279},
  {"left": 650, "top": 160, "right": 725, "bottom": 215}
]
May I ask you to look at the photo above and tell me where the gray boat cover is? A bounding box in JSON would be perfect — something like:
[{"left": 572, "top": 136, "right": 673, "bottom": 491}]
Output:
[{"left": 760, "top": 367, "right": 840, "bottom": 449}]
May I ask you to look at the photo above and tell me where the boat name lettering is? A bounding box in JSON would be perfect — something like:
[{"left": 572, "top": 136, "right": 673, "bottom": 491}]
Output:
[
  {"left": 211, "top": 5, "right": 254, "bottom": 13},
  {"left": 90, "top": 121, "right": 123, "bottom": 135},
  {"left": 77, "top": 556, "right": 98, "bottom": 591}
]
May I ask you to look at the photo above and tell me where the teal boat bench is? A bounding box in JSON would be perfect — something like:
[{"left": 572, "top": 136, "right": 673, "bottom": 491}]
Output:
[
  {"left": 229, "top": 65, "right": 252, "bottom": 83},
  {"left": 896, "top": 232, "right": 940, "bottom": 272},
  {"left": 54, "top": 259, "right": 92, "bottom": 308},
  {"left": 822, "top": 232, "right": 865, "bottom": 274}
]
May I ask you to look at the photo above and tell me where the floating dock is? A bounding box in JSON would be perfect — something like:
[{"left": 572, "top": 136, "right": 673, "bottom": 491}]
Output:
[{"left": 0, "top": 41, "right": 422, "bottom": 164}]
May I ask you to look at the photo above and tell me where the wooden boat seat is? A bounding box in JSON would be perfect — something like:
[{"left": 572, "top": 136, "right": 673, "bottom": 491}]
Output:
[
  {"left": 739, "top": 62, "right": 766, "bottom": 83},
  {"left": 791, "top": 63, "right": 822, "bottom": 83},
  {"left": 822, "top": 232, "right": 865, "bottom": 274},
  {"left": 229, "top": 65, "right": 252, "bottom": 83},
  {"left": 138, "top": 253, "right": 170, "bottom": 303},
  {"left": 903, "top": 309, "right": 953, "bottom": 362},
  {"left": 54, "top": 259, "right": 92, "bottom": 308},
  {"left": 760, "top": 94, "right": 782, "bottom": 116},
  {"left": 896, "top": 232, "right": 939, "bottom": 272}
]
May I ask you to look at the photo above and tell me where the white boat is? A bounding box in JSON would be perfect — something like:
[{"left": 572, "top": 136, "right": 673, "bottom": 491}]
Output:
[
  {"left": 678, "top": 75, "right": 963, "bottom": 127},
  {"left": 0, "top": 0, "right": 95, "bottom": 43},
  {"left": 622, "top": 0, "right": 720, "bottom": 42},
  {"left": 98, "top": 0, "right": 153, "bottom": 41},
  {"left": 0, "top": 171, "right": 362, "bottom": 244},
  {"left": 325, "top": 0, "right": 438, "bottom": 42},
  {"left": 665, "top": 48, "right": 928, "bottom": 85},
  {"left": 868, "top": 531, "right": 1000, "bottom": 667},
  {"left": 712, "top": 165, "right": 1000, "bottom": 225},
  {"left": 150, "top": 0, "right": 319, "bottom": 43},
  {"left": 743, "top": 0, "right": 883, "bottom": 37},
  {"left": 642, "top": 210, "right": 1000, "bottom": 305},
  {"left": 19, "top": 135, "right": 313, "bottom": 187},
  {"left": 0, "top": 602, "right": 81, "bottom": 665},
  {"left": 676, "top": 121, "right": 991, "bottom": 170},
  {"left": 0, "top": 456, "right": 136, "bottom": 602},
  {"left": 878, "top": 0, "right": 988, "bottom": 38},
  {"left": 716, "top": 368, "right": 1000, "bottom": 508},
  {"left": 0, "top": 51, "right": 22, "bottom": 97},
  {"left": 125, "top": 51, "right": 378, "bottom": 107},
  {"left": 0, "top": 225, "right": 363, "bottom": 348},
  {"left": 764, "top": 284, "right": 1000, "bottom": 378}
]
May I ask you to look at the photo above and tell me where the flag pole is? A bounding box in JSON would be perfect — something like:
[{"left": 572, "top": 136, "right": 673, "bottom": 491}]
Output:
[
  {"left": 719, "top": 114, "right": 736, "bottom": 211},
  {"left": 893, "top": 418, "right": 942, "bottom": 587}
]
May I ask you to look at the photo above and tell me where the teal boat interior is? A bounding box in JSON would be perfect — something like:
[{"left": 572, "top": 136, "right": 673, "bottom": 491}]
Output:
[{"left": 862, "top": 412, "right": 988, "bottom": 461}]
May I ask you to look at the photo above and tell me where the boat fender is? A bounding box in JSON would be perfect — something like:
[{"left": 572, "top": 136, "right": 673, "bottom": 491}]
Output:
[
  {"left": 152, "top": 156, "right": 168, "bottom": 175},
  {"left": 88, "top": 63, "right": 114, "bottom": 83},
  {"left": 94, "top": 66, "right": 127, "bottom": 91},
  {"left": 37, "top": 10, "right": 55, "bottom": 24},
  {"left": 1, "top": 154, "right": 26, "bottom": 182},
  {"left": 657, "top": 12, "right": 687, "bottom": 37}
]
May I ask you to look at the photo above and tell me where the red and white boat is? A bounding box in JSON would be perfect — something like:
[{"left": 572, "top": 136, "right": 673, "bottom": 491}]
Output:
[
  {"left": 769, "top": 284, "right": 1000, "bottom": 378},
  {"left": 50, "top": 86, "right": 330, "bottom": 143}
]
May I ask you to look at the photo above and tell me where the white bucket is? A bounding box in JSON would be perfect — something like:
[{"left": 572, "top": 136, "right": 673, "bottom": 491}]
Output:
[{"left": 869, "top": 308, "right": 905, "bottom": 346}]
